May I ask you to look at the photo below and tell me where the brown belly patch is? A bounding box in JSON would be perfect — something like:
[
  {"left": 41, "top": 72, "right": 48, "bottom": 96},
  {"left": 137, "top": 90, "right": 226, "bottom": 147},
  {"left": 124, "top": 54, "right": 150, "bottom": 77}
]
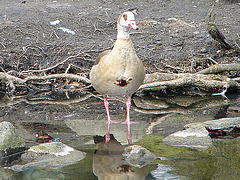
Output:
[{"left": 114, "top": 78, "right": 132, "bottom": 87}]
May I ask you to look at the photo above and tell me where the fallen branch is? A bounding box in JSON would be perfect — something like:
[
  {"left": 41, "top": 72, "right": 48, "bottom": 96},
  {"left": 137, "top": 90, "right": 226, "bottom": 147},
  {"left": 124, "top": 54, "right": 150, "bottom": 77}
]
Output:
[
  {"left": 0, "top": 72, "right": 90, "bottom": 85},
  {"left": 24, "top": 73, "right": 91, "bottom": 84},
  {"left": 197, "top": 63, "right": 240, "bottom": 74},
  {"left": 137, "top": 72, "right": 240, "bottom": 97},
  {"left": 137, "top": 63, "right": 240, "bottom": 94},
  {"left": 1, "top": 61, "right": 240, "bottom": 103}
]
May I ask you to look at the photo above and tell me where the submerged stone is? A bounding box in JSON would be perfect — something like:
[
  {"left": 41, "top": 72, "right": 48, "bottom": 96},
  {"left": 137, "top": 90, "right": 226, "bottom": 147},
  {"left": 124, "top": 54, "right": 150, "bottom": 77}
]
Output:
[
  {"left": 122, "top": 145, "right": 157, "bottom": 168},
  {"left": 151, "top": 164, "right": 182, "bottom": 179}
]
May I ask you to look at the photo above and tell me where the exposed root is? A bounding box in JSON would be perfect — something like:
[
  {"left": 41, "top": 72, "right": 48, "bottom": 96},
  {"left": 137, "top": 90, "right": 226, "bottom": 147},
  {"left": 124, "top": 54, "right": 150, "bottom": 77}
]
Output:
[
  {"left": 24, "top": 73, "right": 91, "bottom": 84},
  {"left": 0, "top": 53, "right": 240, "bottom": 106},
  {"left": 137, "top": 63, "right": 240, "bottom": 96},
  {"left": 197, "top": 63, "right": 240, "bottom": 74}
]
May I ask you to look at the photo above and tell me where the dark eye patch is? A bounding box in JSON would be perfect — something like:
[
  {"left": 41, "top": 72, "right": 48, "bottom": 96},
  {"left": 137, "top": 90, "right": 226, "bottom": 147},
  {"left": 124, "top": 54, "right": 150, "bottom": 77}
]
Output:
[{"left": 123, "top": 14, "right": 127, "bottom": 21}]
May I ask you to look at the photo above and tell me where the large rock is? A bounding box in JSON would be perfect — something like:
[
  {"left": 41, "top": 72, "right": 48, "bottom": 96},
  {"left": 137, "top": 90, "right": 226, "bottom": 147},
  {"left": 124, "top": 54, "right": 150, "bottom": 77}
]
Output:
[
  {"left": 0, "top": 121, "right": 25, "bottom": 150},
  {"left": 8, "top": 142, "right": 86, "bottom": 171},
  {"left": 163, "top": 123, "right": 212, "bottom": 150},
  {"left": 203, "top": 117, "right": 240, "bottom": 130},
  {"left": 0, "top": 121, "right": 26, "bottom": 166},
  {"left": 203, "top": 117, "right": 240, "bottom": 138},
  {"left": 162, "top": 117, "right": 240, "bottom": 150}
]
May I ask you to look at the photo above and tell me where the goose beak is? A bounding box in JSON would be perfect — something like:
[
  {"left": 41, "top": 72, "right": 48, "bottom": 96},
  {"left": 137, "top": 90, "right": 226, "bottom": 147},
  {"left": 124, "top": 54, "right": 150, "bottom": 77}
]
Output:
[{"left": 129, "top": 20, "right": 139, "bottom": 30}]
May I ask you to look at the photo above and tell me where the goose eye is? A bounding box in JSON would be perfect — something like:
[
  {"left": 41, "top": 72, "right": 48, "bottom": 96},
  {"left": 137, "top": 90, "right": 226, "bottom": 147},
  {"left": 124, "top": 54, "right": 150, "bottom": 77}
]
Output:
[{"left": 123, "top": 14, "right": 127, "bottom": 21}]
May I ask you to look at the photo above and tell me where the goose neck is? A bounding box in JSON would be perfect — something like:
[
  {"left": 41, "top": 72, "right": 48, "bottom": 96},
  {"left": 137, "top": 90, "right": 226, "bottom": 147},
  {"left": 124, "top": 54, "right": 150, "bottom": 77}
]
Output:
[{"left": 117, "top": 24, "right": 131, "bottom": 39}]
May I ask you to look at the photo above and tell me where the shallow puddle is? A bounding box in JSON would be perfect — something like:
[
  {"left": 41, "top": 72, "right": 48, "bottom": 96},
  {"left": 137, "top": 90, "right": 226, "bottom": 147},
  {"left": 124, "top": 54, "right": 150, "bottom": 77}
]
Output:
[{"left": 0, "top": 91, "right": 240, "bottom": 179}]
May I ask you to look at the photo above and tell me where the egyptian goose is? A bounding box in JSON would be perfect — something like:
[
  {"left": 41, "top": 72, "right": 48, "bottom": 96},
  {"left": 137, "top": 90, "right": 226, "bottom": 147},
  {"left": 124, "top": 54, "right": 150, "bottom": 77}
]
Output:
[{"left": 90, "top": 10, "right": 145, "bottom": 144}]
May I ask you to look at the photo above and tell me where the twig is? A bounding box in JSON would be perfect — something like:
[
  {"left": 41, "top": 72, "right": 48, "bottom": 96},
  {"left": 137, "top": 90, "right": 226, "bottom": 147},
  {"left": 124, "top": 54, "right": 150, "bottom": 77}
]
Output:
[
  {"left": 212, "top": 88, "right": 227, "bottom": 99},
  {"left": 165, "top": 64, "right": 185, "bottom": 72},
  {"left": 234, "top": 34, "right": 240, "bottom": 50},
  {"left": 206, "top": 57, "right": 218, "bottom": 64},
  {"left": 70, "top": 64, "right": 90, "bottom": 71},
  {"left": 0, "top": 72, "right": 25, "bottom": 84},
  {"left": 0, "top": 39, "right": 6, "bottom": 48},
  {"left": 0, "top": 71, "right": 91, "bottom": 87},
  {"left": 23, "top": 45, "right": 47, "bottom": 56},
  {"left": 93, "top": 23, "right": 102, "bottom": 32},
  {"left": 50, "top": 30, "right": 60, "bottom": 39},
  {"left": 65, "top": 64, "right": 71, "bottom": 74}
]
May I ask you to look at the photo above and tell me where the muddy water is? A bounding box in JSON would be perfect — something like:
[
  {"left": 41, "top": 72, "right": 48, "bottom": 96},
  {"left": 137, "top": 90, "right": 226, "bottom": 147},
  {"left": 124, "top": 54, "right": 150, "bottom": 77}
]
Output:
[{"left": 0, "top": 91, "right": 240, "bottom": 179}]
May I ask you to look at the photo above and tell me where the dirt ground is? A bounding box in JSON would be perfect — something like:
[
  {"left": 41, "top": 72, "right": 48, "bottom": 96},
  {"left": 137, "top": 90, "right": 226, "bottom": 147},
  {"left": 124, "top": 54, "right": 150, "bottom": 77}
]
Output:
[{"left": 0, "top": 0, "right": 239, "bottom": 77}]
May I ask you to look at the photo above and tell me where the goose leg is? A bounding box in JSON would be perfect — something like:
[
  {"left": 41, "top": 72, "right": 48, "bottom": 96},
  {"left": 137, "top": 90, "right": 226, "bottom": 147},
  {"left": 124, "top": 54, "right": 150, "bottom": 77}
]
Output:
[
  {"left": 104, "top": 96, "right": 119, "bottom": 143},
  {"left": 121, "top": 97, "right": 139, "bottom": 125},
  {"left": 104, "top": 97, "right": 120, "bottom": 124},
  {"left": 121, "top": 96, "right": 139, "bottom": 144},
  {"left": 105, "top": 118, "right": 111, "bottom": 143}
]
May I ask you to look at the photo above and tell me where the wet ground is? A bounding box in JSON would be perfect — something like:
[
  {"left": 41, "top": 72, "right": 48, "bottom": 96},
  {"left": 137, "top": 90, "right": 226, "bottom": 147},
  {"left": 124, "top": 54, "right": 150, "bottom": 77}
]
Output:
[{"left": 0, "top": 0, "right": 240, "bottom": 179}]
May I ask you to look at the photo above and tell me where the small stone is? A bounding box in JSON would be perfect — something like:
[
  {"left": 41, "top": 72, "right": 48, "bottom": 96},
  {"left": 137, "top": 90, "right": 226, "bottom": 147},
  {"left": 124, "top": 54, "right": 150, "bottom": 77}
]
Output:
[{"left": 200, "top": 48, "right": 207, "bottom": 53}]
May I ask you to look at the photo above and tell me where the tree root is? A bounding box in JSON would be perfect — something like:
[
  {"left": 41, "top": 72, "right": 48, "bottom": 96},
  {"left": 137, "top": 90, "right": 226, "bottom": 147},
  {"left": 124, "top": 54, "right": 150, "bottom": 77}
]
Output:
[
  {"left": 24, "top": 73, "right": 90, "bottom": 84},
  {"left": 0, "top": 59, "right": 240, "bottom": 104},
  {"left": 138, "top": 71, "right": 240, "bottom": 94},
  {"left": 197, "top": 63, "right": 240, "bottom": 74},
  {"left": 0, "top": 72, "right": 90, "bottom": 85}
]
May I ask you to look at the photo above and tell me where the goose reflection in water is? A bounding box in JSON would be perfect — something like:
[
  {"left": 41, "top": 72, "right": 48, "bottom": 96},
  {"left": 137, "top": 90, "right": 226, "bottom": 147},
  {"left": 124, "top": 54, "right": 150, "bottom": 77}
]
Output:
[{"left": 93, "top": 134, "right": 149, "bottom": 180}]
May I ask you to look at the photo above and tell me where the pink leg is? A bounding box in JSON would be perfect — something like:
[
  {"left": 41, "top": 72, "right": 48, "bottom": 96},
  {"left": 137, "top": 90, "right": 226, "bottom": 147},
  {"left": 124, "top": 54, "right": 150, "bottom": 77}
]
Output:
[
  {"left": 121, "top": 97, "right": 139, "bottom": 144},
  {"left": 121, "top": 97, "right": 139, "bottom": 125},
  {"left": 104, "top": 97, "right": 120, "bottom": 124},
  {"left": 104, "top": 96, "right": 119, "bottom": 143},
  {"left": 105, "top": 119, "right": 110, "bottom": 143}
]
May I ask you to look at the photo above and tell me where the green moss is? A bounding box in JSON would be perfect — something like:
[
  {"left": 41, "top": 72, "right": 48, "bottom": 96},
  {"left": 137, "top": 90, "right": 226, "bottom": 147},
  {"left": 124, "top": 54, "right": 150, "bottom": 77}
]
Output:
[
  {"left": 135, "top": 135, "right": 187, "bottom": 157},
  {"left": 0, "top": 135, "right": 24, "bottom": 150}
]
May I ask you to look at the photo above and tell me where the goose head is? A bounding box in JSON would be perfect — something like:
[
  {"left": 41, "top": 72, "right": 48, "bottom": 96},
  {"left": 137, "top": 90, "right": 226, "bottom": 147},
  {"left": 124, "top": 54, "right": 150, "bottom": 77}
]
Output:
[{"left": 117, "top": 11, "right": 138, "bottom": 39}]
